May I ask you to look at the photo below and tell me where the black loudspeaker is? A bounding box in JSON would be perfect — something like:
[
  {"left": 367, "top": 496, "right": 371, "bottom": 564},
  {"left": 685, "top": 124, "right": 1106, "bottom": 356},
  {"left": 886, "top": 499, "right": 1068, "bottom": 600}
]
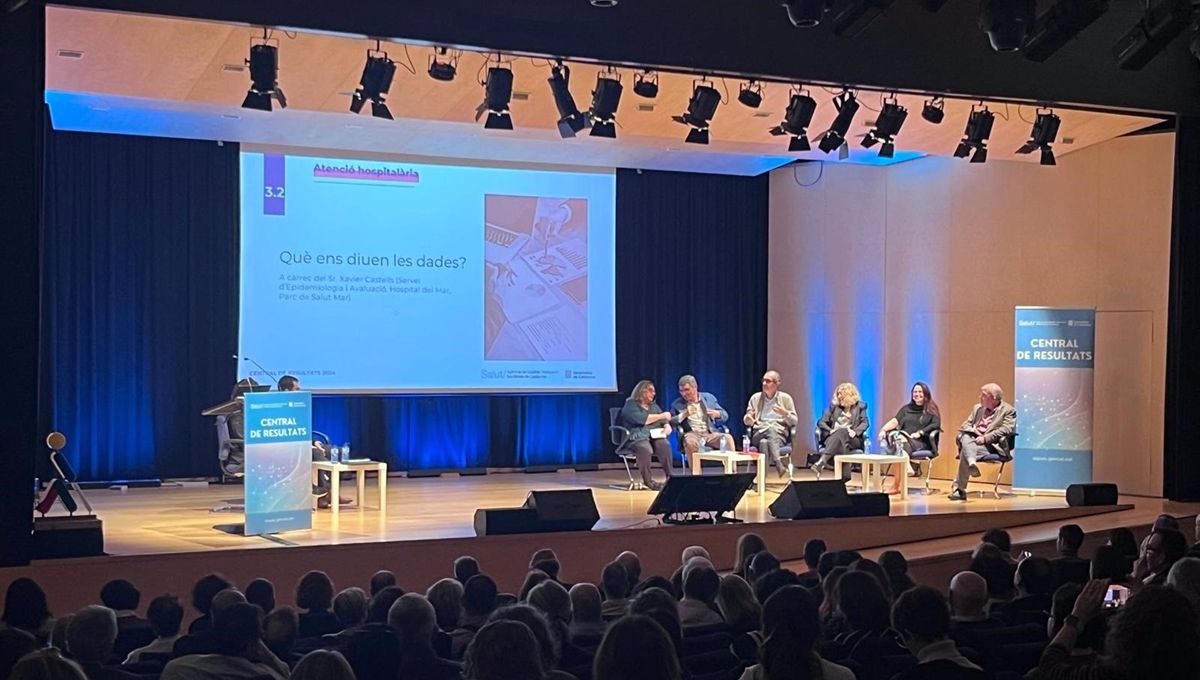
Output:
[
  {"left": 769, "top": 481, "right": 890, "bottom": 519},
  {"left": 523, "top": 489, "right": 601, "bottom": 532},
  {"left": 473, "top": 507, "right": 539, "bottom": 536},
  {"left": 1066, "top": 483, "right": 1118, "bottom": 506},
  {"left": 32, "top": 516, "right": 104, "bottom": 558}
]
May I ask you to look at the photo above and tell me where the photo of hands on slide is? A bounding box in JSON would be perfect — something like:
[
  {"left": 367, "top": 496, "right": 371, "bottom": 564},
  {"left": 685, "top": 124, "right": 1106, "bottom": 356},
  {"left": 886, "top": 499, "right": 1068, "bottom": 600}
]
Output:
[{"left": 484, "top": 195, "right": 589, "bottom": 361}]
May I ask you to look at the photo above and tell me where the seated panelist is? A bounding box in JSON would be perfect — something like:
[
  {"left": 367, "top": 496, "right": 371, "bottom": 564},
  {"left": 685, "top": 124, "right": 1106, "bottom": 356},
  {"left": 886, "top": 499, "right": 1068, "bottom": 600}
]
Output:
[
  {"left": 278, "top": 374, "right": 347, "bottom": 509},
  {"left": 618, "top": 379, "right": 675, "bottom": 491},
  {"left": 878, "top": 381, "right": 941, "bottom": 495},
  {"left": 949, "top": 383, "right": 1016, "bottom": 502},
  {"left": 812, "top": 382, "right": 869, "bottom": 482},
  {"left": 670, "top": 375, "right": 735, "bottom": 457},
  {"left": 743, "top": 370, "right": 798, "bottom": 477}
]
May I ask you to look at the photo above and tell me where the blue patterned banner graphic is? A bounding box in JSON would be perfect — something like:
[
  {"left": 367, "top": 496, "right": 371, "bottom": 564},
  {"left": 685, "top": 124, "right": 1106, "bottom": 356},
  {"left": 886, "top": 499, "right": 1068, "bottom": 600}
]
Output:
[
  {"left": 1013, "top": 307, "right": 1095, "bottom": 492},
  {"left": 244, "top": 391, "right": 312, "bottom": 535}
]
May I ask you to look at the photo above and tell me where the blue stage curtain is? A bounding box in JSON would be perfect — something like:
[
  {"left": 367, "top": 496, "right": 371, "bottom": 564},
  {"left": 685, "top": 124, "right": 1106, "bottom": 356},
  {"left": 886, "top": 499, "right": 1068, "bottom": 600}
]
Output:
[{"left": 39, "top": 132, "right": 768, "bottom": 480}]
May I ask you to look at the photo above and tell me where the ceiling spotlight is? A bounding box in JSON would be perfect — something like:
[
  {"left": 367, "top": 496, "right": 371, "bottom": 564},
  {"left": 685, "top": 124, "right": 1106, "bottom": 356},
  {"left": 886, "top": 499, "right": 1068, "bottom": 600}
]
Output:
[
  {"left": 633, "top": 70, "right": 659, "bottom": 98},
  {"left": 781, "top": 0, "right": 832, "bottom": 28},
  {"left": 428, "top": 47, "right": 458, "bottom": 81},
  {"left": 862, "top": 96, "right": 908, "bottom": 158},
  {"left": 1113, "top": 0, "right": 1192, "bottom": 70},
  {"left": 477, "top": 63, "right": 514, "bottom": 130},
  {"left": 588, "top": 68, "right": 623, "bottom": 138},
  {"left": 350, "top": 43, "right": 397, "bottom": 120},
  {"left": 672, "top": 79, "right": 721, "bottom": 145},
  {"left": 817, "top": 90, "right": 860, "bottom": 154},
  {"left": 1017, "top": 109, "right": 1062, "bottom": 166},
  {"left": 921, "top": 96, "right": 945, "bottom": 124},
  {"left": 769, "top": 88, "right": 818, "bottom": 152},
  {"left": 954, "top": 105, "right": 995, "bottom": 163},
  {"left": 979, "top": 0, "right": 1035, "bottom": 52},
  {"left": 832, "top": 0, "right": 898, "bottom": 38},
  {"left": 738, "top": 80, "right": 764, "bottom": 108},
  {"left": 241, "top": 36, "right": 286, "bottom": 112},
  {"left": 548, "top": 62, "right": 586, "bottom": 138},
  {"left": 1023, "top": 0, "right": 1110, "bottom": 62}
]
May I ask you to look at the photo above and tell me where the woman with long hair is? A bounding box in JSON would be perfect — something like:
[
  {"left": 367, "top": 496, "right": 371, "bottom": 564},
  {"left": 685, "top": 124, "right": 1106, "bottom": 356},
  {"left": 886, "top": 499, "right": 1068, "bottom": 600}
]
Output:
[
  {"left": 734, "top": 533, "right": 768, "bottom": 581},
  {"left": 878, "top": 381, "right": 941, "bottom": 494},
  {"left": 739, "top": 586, "right": 854, "bottom": 680},
  {"left": 617, "top": 379, "right": 675, "bottom": 490},
  {"left": 813, "top": 383, "right": 869, "bottom": 481}
]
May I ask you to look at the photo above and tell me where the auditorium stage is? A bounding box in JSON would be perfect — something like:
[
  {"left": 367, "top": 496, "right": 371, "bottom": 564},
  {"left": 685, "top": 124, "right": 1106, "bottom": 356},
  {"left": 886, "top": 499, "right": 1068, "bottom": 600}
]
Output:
[{"left": 6, "top": 467, "right": 1196, "bottom": 618}]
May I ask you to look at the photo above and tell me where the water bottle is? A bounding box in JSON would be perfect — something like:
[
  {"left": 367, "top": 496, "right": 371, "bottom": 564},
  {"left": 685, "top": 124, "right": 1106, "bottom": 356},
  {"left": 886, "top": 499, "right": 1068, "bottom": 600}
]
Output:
[
  {"left": 864, "top": 437, "right": 872, "bottom": 454},
  {"left": 742, "top": 434, "right": 751, "bottom": 453},
  {"left": 342, "top": 442, "right": 351, "bottom": 461},
  {"left": 719, "top": 436, "right": 727, "bottom": 452},
  {"left": 330, "top": 445, "right": 342, "bottom": 464}
]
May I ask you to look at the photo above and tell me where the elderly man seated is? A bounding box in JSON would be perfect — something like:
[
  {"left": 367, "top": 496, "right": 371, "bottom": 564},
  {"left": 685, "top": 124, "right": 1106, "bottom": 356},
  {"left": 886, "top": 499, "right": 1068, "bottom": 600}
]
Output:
[
  {"left": 671, "top": 375, "right": 735, "bottom": 459},
  {"left": 949, "top": 383, "right": 1016, "bottom": 502}
]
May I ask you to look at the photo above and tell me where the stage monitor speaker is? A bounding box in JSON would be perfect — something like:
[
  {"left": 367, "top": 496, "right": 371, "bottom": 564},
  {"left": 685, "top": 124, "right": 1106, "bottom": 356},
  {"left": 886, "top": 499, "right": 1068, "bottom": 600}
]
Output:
[
  {"left": 1066, "top": 483, "right": 1118, "bottom": 506},
  {"left": 849, "top": 492, "right": 891, "bottom": 518},
  {"left": 32, "top": 516, "right": 104, "bottom": 558},
  {"left": 769, "top": 481, "right": 888, "bottom": 519},
  {"left": 473, "top": 507, "right": 539, "bottom": 536},
  {"left": 523, "top": 489, "right": 600, "bottom": 532},
  {"left": 646, "top": 473, "right": 757, "bottom": 520}
]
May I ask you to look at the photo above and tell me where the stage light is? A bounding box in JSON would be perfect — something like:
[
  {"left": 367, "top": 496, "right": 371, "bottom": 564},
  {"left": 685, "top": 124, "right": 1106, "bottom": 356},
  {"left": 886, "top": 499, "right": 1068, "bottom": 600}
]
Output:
[
  {"left": 477, "top": 64, "right": 514, "bottom": 130},
  {"left": 1113, "top": 0, "right": 1192, "bottom": 70},
  {"left": 832, "top": 0, "right": 898, "bottom": 38},
  {"left": 862, "top": 97, "right": 908, "bottom": 158},
  {"left": 1023, "top": 0, "right": 1110, "bottom": 62},
  {"left": 350, "top": 43, "right": 397, "bottom": 120},
  {"left": 548, "top": 62, "right": 586, "bottom": 138},
  {"left": 769, "top": 89, "right": 817, "bottom": 152},
  {"left": 1016, "top": 109, "right": 1062, "bottom": 166},
  {"left": 738, "top": 80, "right": 763, "bottom": 108},
  {"left": 955, "top": 106, "right": 995, "bottom": 163},
  {"left": 817, "top": 90, "right": 859, "bottom": 154},
  {"left": 241, "top": 36, "right": 286, "bottom": 112},
  {"left": 633, "top": 70, "right": 659, "bottom": 98},
  {"left": 781, "top": 0, "right": 831, "bottom": 28},
  {"left": 921, "top": 97, "right": 945, "bottom": 124},
  {"left": 428, "top": 47, "right": 458, "bottom": 81},
  {"left": 979, "top": 0, "right": 1035, "bottom": 52},
  {"left": 588, "top": 68, "right": 623, "bottom": 138},
  {"left": 672, "top": 79, "right": 721, "bottom": 145}
]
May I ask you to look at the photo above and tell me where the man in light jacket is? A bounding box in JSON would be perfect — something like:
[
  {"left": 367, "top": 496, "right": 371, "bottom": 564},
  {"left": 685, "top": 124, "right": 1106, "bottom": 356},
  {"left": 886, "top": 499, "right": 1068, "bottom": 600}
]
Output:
[
  {"left": 950, "top": 383, "right": 1017, "bottom": 501},
  {"left": 743, "top": 370, "right": 798, "bottom": 477}
]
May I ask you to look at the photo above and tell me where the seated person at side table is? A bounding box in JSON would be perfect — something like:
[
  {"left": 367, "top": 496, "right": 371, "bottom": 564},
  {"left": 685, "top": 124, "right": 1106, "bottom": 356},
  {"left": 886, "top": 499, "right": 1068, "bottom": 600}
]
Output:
[
  {"left": 618, "top": 379, "right": 675, "bottom": 491},
  {"left": 949, "top": 383, "right": 1016, "bottom": 502},
  {"left": 878, "top": 381, "right": 942, "bottom": 495},
  {"left": 670, "top": 374, "right": 735, "bottom": 458},
  {"left": 743, "top": 370, "right": 798, "bottom": 477},
  {"left": 278, "top": 374, "right": 348, "bottom": 509},
  {"left": 812, "top": 382, "right": 869, "bottom": 482}
]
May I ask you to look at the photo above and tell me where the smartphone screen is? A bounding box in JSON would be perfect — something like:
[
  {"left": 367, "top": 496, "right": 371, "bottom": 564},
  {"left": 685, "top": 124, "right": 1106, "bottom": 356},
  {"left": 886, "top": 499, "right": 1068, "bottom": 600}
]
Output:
[{"left": 1105, "top": 584, "right": 1129, "bottom": 608}]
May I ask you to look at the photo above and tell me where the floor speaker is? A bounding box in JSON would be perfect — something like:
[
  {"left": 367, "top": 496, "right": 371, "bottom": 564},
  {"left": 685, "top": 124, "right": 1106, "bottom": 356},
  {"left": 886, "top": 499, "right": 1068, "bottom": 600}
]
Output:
[
  {"left": 32, "top": 515, "right": 104, "bottom": 558},
  {"left": 523, "top": 489, "right": 600, "bottom": 532},
  {"left": 1066, "top": 483, "right": 1118, "bottom": 506},
  {"left": 473, "top": 508, "right": 539, "bottom": 536},
  {"left": 769, "top": 481, "right": 889, "bottom": 519}
]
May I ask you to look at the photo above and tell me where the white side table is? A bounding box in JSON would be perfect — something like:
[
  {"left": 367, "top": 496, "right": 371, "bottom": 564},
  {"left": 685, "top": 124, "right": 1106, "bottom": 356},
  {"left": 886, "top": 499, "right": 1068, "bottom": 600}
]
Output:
[
  {"left": 832, "top": 453, "right": 909, "bottom": 499},
  {"left": 690, "top": 450, "right": 766, "bottom": 495},
  {"left": 311, "top": 460, "right": 388, "bottom": 514}
]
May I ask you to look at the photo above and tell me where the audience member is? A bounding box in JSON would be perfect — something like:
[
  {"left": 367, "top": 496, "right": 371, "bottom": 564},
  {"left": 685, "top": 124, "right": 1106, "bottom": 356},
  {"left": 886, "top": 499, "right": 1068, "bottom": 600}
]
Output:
[
  {"left": 163, "top": 602, "right": 288, "bottom": 680},
  {"left": 186, "top": 574, "right": 233, "bottom": 634},
  {"left": 368, "top": 570, "right": 397, "bottom": 597},
  {"left": 678, "top": 563, "right": 723, "bottom": 628},
  {"left": 948, "top": 571, "right": 1002, "bottom": 631},
  {"left": 1105, "top": 529, "right": 1139, "bottom": 568},
  {"left": 1052, "top": 525, "right": 1091, "bottom": 587},
  {"left": 827, "top": 571, "right": 903, "bottom": 662},
  {"left": 529, "top": 549, "right": 566, "bottom": 586},
  {"left": 1037, "top": 581, "right": 1200, "bottom": 679},
  {"left": 734, "top": 533, "right": 768, "bottom": 581},
  {"left": 754, "top": 569, "right": 801, "bottom": 608},
  {"left": 332, "top": 587, "right": 368, "bottom": 630},
  {"left": 1167, "top": 557, "right": 1200, "bottom": 617},
  {"left": 366, "top": 585, "right": 405, "bottom": 624},
  {"left": 290, "top": 649, "right": 354, "bottom": 680},
  {"left": 49, "top": 614, "right": 73, "bottom": 652},
  {"left": 124, "top": 594, "right": 183, "bottom": 663},
  {"left": 426, "top": 578, "right": 464, "bottom": 632},
  {"left": 892, "top": 586, "right": 988, "bottom": 679},
  {"left": 261, "top": 607, "right": 298, "bottom": 666},
  {"left": 97, "top": 580, "right": 153, "bottom": 663},
  {"left": 488, "top": 605, "right": 569, "bottom": 679},
  {"left": 682, "top": 545, "right": 711, "bottom": 564},
  {"left": 454, "top": 556, "right": 480, "bottom": 585},
  {"left": 463, "top": 620, "right": 543, "bottom": 680},
  {"left": 599, "top": 561, "right": 630, "bottom": 620},
  {"left": 996, "top": 556, "right": 1055, "bottom": 626},
  {"left": 832, "top": 550, "right": 863, "bottom": 568},
  {"left": 0, "top": 628, "right": 39, "bottom": 680},
  {"left": 850, "top": 559, "right": 893, "bottom": 601},
  {"left": 981, "top": 529, "right": 1015, "bottom": 562},
  {"left": 819, "top": 567, "right": 849, "bottom": 632},
  {"left": 566, "top": 584, "right": 604, "bottom": 645},
  {"left": 799, "top": 539, "right": 826, "bottom": 588},
  {"left": 388, "top": 594, "right": 462, "bottom": 680},
  {"left": 717, "top": 574, "right": 761, "bottom": 633},
  {"left": 340, "top": 621, "right": 403, "bottom": 680},
  {"left": 244, "top": 579, "right": 276, "bottom": 614},
  {"left": 593, "top": 615, "right": 681, "bottom": 680},
  {"left": 3, "top": 578, "right": 53, "bottom": 644},
  {"left": 740, "top": 586, "right": 854, "bottom": 680},
  {"left": 66, "top": 606, "right": 140, "bottom": 680},
  {"left": 296, "top": 571, "right": 340, "bottom": 638},
  {"left": 970, "top": 543, "right": 1017, "bottom": 603},
  {"left": 173, "top": 588, "right": 247, "bottom": 657},
  {"left": 629, "top": 589, "right": 683, "bottom": 659},
  {"left": 1044, "top": 583, "right": 1103, "bottom": 663},
  {"left": 633, "top": 576, "right": 678, "bottom": 600},
  {"left": 615, "top": 551, "right": 642, "bottom": 592},
  {"left": 451, "top": 575, "right": 498, "bottom": 659},
  {"left": 8, "top": 648, "right": 87, "bottom": 680},
  {"left": 880, "top": 550, "right": 918, "bottom": 596},
  {"left": 519, "top": 570, "right": 551, "bottom": 602},
  {"left": 1192, "top": 515, "right": 1200, "bottom": 555},
  {"left": 1152, "top": 514, "right": 1179, "bottom": 532},
  {"left": 1089, "top": 545, "right": 1131, "bottom": 583},
  {"left": 1134, "top": 528, "right": 1189, "bottom": 586},
  {"left": 747, "top": 551, "right": 781, "bottom": 585},
  {"left": 817, "top": 552, "right": 838, "bottom": 581},
  {"left": 528, "top": 580, "right": 572, "bottom": 631}
]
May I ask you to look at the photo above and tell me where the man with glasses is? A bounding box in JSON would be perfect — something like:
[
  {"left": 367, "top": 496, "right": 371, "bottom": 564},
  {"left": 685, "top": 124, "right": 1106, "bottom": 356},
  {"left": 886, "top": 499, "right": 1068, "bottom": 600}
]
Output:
[{"left": 743, "top": 370, "right": 798, "bottom": 477}]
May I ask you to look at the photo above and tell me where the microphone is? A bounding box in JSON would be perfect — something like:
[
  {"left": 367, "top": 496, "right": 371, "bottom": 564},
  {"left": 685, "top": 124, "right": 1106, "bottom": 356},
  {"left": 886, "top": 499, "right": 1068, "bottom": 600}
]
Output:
[{"left": 232, "top": 354, "right": 280, "bottom": 385}]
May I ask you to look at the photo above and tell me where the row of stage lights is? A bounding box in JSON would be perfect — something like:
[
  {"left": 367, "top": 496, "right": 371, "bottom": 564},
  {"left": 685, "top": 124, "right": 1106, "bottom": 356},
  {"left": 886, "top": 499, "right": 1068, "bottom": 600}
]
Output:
[{"left": 239, "top": 38, "right": 1065, "bottom": 165}]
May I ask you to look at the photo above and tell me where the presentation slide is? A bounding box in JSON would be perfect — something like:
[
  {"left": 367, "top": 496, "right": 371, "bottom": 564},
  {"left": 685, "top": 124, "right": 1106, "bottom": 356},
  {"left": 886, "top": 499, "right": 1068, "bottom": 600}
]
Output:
[{"left": 238, "top": 150, "right": 616, "bottom": 393}]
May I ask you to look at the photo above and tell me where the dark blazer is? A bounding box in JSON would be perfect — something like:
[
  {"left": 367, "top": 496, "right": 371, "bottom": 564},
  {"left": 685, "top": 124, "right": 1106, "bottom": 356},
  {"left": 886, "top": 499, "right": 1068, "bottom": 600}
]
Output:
[
  {"left": 818, "top": 402, "right": 870, "bottom": 441},
  {"left": 957, "top": 401, "right": 1017, "bottom": 455}
]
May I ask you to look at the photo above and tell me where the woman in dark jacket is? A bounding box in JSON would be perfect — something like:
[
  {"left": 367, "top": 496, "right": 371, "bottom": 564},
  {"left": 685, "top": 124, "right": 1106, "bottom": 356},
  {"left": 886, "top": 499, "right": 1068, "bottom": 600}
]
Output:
[
  {"left": 812, "top": 383, "right": 869, "bottom": 481},
  {"left": 879, "top": 381, "right": 941, "bottom": 494},
  {"left": 618, "top": 380, "right": 675, "bottom": 490}
]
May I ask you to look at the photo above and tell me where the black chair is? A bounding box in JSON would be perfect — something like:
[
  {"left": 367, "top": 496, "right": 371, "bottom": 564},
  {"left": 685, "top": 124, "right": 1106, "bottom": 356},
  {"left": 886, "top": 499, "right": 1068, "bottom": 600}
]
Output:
[
  {"left": 608, "top": 407, "right": 644, "bottom": 490},
  {"left": 883, "top": 430, "right": 941, "bottom": 494},
  {"left": 956, "top": 432, "right": 1019, "bottom": 499}
]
